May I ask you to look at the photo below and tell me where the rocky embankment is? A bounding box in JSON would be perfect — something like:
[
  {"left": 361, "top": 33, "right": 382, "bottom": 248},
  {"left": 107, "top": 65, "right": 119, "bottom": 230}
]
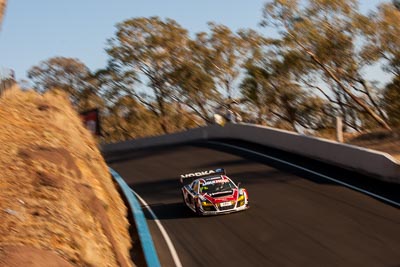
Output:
[{"left": 0, "top": 87, "right": 134, "bottom": 266}]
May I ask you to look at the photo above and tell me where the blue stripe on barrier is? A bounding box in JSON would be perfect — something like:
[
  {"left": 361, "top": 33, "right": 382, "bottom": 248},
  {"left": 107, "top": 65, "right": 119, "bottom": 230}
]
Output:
[{"left": 109, "top": 168, "right": 161, "bottom": 267}]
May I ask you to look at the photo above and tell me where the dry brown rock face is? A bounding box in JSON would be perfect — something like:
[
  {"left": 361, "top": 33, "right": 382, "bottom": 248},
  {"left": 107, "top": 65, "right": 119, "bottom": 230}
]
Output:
[{"left": 0, "top": 87, "right": 134, "bottom": 266}]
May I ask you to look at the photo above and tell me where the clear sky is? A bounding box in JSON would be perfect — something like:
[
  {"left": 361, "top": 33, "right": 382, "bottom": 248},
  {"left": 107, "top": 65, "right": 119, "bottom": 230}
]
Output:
[{"left": 0, "top": 0, "right": 390, "bottom": 83}]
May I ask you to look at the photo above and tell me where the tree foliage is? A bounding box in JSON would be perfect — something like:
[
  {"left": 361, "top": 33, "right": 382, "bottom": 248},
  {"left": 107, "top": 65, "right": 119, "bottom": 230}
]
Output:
[
  {"left": 27, "top": 57, "right": 91, "bottom": 104},
  {"left": 26, "top": 1, "right": 400, "bottom": 142},
  {"left": 106, "top": 17, "right": 191, "bottom": 133},
  {"left": 383, "top": 77, "right": 400, "bottom": 126},
  {"left": 241, "top": 48, "right": 332, "bottom": 132},
  {"left": 205, "top": 23, "right": 248, "bottom": 100},
  {"left": 362, "top": 3, "right": 400, "bottom": 75},
  {"left": 261, "top": 0, "right": 392, "bottom": 130}
]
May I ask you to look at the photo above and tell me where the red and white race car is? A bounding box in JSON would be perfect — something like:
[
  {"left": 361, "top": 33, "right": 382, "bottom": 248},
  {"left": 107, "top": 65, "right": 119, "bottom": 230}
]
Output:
[{"left": 180, "top": 168, "right": 249, "bottom": 215}]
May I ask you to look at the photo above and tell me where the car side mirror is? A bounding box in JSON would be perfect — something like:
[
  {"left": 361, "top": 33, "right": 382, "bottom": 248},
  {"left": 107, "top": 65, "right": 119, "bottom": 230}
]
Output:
[{"left": 237, "top": 182, "right": 241, "bottom": 188}]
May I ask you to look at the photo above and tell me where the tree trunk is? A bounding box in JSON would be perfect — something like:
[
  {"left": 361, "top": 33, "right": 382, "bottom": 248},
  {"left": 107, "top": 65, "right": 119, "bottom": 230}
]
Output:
[
  {"left": 307, "top": 51, "right": 392, "bottom": 131},
  {"left": 289, "top": 32, "right": 392, "bottom": 131},
  {"left": 195, "top": 98, "right": 212, "bottom": 124},
  {"left": 357, "top": 78, "right": 389, "bottom": 122},
  {"left": 155, "top": 93, "right": 169, "bottom": 134}
]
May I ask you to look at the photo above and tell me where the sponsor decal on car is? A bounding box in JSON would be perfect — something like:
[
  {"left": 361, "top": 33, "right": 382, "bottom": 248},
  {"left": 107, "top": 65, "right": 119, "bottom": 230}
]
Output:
[
  {"left": 180, "top": 170, "right": 216, "bottom": 179},
  {"left": 203, "top": 179, "right": 228, "bottom": 185}
]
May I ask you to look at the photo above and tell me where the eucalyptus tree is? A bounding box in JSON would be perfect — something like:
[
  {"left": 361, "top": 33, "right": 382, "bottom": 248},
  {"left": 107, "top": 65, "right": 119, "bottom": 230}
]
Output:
[
  {"left": 166, "top": 32, "right": 220, "bottom": 124},
  {"left": 92, "top": 65, "right": 199, "bottom": 140},
  {"left": 27, "top": 57, "right": 93, "bottom": 107},
  {"left": 372, "top": 3, "right": 400, "bottom": 127},
  {"left": 382, "top": 77, "right": 400, "bottom": 126},
  {"left": 106, "top": 17, "right": 190, "bottom": 133},
  {"left": 261, "top": 0, "right": 391, "bottom": 131},
  {"left": 362, "top": 2, "right": 400, "bottom": 77},
  {"left": 240, "top": 63, "right": 274, "bottom": 124},
  {"left": 241, "top": 50, "right": 332, "bottom": 132},
  {"left": 76, "top": 74, "right": 105, "bottom": 111},
  {"left": 237, "top": 29, "right": 273, "bottom": 123},
  {"left": 162, "top": 26, "right": 267, "bottom": 125},
  {"left": 239, "top": 26, "right": 334, "bottom": 132},
  {"left": 93, "top": 64, "right": 138, "bottom": 108},
  {"left": 102, "top": 95, "right": 163, "bottom": 142},
  {"left": 354, "top": 2, "right": 400, "bottom": 128},
  {"left": 167, "top": 60, "right": 217, "bottom": 124},
  {"left": 204, "top": 23, "right": 248, "bottom": 101}
]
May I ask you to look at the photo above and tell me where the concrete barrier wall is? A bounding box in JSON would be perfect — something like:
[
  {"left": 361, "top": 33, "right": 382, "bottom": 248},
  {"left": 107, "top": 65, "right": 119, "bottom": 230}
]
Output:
[
  {"left": 102, "top": 123, "right": 400, "bottom": 184},
  {"left": 102, "top": 127, "right": 207, "bottom": 153}
]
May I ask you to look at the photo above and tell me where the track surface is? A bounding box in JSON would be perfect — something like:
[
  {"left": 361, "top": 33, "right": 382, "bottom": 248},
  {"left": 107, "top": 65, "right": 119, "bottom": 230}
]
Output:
[{"left": 109, "top": 141, "right": 400, "bottom": 267}]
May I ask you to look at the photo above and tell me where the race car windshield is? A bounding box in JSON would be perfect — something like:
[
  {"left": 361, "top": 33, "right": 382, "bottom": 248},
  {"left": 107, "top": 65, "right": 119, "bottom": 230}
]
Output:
[{"left": 200, "top": 180, "right": 235, "bottom": 195}]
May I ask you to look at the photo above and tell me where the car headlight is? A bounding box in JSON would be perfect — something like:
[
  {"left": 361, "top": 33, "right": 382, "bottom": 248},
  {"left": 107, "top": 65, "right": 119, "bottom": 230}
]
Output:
[
  {"left": 202, "top": 200, "right": 214, "bottom": 207},
  {"left": 237, "top": 189, "right": 246, "bottom": 207}
]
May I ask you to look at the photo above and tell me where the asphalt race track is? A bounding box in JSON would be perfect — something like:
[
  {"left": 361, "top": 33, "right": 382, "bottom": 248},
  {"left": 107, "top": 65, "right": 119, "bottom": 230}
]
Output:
[{"left": 107, "top": 140, "right": 400, "bottom": 267}]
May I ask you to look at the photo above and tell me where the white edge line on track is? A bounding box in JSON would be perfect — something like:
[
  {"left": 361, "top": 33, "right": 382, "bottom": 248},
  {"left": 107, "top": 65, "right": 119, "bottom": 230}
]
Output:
[
  {"left": 209, "top": 141, "right": 400, "bottom": 208},
  {"left": 131, "top": 189, "right": 183, "bottom": 267}
]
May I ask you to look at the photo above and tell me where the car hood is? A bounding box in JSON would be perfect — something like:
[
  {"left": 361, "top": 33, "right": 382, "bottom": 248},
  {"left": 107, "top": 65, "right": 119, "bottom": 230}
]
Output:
[{"left": 201, "top": 189, "right": 238, "bottom": 204}]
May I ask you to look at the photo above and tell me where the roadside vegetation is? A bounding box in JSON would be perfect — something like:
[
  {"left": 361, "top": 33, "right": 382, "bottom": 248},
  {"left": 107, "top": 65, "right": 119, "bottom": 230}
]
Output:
[{"left": 16, "top": 1, "right": 400, "bottom": 144}]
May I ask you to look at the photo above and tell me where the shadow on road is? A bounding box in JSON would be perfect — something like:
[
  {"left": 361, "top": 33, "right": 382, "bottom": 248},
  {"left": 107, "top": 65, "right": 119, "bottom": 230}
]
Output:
[{"left": 142, "top": 202, "right": 196, "bottom": 220}]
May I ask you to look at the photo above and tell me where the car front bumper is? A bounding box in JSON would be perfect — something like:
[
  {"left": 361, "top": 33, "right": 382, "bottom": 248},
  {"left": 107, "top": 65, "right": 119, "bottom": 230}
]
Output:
[{"left": 199, "top": 203, "right": 249, "bottom": 216}]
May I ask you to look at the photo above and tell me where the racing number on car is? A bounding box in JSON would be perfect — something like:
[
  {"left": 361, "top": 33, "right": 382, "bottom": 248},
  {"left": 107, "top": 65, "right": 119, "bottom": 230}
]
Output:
[{"left": 220, "top": 201, "right": 231, "bottom": 207}]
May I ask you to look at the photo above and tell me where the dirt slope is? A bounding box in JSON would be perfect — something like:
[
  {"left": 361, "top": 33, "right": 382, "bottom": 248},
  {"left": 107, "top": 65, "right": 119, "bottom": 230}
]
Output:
[
  {"left": 346, "top": 128, "right": 400, "bottom": 162},
  {"left": 0, "top": 87, "right": 134, "bottom": 266}
]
